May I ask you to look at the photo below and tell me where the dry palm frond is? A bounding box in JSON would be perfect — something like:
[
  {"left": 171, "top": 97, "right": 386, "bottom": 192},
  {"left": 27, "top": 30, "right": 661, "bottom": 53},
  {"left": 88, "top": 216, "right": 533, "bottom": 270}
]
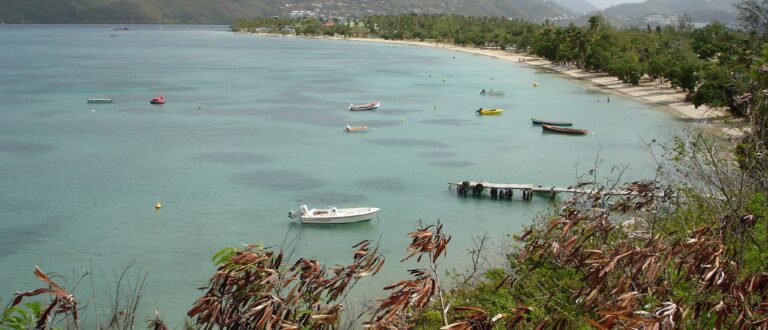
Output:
[
  {"left": 188, "top": 240, "right": 384, "bottom": 329},
  {"left": 11, "top": 266, "right": 79, "bottom": 329}
]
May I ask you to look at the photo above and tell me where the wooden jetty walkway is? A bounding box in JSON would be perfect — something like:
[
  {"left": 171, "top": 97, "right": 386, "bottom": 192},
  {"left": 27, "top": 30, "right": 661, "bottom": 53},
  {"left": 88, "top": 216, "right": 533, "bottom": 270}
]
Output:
[{"left": 448, "top": 181, "right": 673, "bottom": 201}]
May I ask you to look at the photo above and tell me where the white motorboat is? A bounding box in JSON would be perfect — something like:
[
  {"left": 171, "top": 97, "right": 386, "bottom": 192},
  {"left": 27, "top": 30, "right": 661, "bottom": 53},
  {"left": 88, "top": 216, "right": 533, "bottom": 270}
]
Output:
[
  {"left": 288, "top": 205, "right": 379, "bottom": 224},
  {"left": 87, "top": 98, "right": 113, "bottom": 104},
  {"left": 348, "top": 101, "right": 380, "bottom": 111}
]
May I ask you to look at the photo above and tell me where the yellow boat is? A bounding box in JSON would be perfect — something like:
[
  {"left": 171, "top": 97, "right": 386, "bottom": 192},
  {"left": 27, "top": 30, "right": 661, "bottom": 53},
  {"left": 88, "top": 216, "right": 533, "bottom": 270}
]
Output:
[{"left": 476, "top": 108, "right": 504, "bottom": 115}]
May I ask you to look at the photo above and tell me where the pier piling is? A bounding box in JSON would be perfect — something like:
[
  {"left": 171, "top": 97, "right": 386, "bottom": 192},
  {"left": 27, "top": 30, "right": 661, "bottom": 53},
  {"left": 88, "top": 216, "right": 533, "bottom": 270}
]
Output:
[{"left": 448, "top": 181, "right": 673, "bottom": 201}]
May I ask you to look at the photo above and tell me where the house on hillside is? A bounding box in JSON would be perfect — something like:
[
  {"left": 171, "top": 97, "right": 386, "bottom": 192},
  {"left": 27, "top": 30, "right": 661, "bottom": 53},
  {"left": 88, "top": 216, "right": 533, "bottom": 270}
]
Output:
[{"left": 288, "top": 10, "right": 315, "bottom": 19}]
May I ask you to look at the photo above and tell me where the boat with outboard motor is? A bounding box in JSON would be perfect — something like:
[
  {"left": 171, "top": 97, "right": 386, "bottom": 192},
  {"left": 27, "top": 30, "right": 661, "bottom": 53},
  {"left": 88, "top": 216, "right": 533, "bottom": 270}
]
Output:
[
  {"left": 345, "top": 125, "right": 369, "bottom": 132},
  {"left": 477, "top": 108, "right": 504, "bottom": 115},
  {"left": 348, "top": 101, "right": 380, "bottom": 111},
  {"left": 150, "top": 95, "right": 165, "bottom": 104},
  {"left": 288, "top": 205, "right": 379, "bottom": 224},
  {"left": 480, "top": 89, "right": 505, "bottom": 96}
]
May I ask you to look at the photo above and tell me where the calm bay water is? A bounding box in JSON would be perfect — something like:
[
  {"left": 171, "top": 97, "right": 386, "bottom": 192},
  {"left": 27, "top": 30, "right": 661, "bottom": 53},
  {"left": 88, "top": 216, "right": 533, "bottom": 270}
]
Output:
[{"left": 0, "top": 25, "right": 681, "bottom": 325}]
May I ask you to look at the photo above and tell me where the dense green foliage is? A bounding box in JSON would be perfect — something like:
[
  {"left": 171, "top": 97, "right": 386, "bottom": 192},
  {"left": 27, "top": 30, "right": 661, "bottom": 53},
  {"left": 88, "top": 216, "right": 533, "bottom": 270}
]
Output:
[{"left": 0, "top": 302, "right": 43, "bottom": 330}]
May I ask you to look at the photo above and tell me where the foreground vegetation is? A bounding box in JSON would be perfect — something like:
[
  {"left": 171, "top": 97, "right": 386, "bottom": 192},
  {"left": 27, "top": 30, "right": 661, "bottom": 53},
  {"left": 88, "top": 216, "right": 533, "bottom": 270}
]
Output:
[{"left": 416, "top": 132, "right": 768, "bottom": 328}]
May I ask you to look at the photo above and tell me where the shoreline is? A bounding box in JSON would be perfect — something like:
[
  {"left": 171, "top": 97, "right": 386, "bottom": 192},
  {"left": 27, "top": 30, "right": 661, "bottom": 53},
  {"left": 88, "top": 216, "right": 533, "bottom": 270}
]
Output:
[
  {"left": 252, "top": 33, "right": 742, "bottom": 137},
  {"left": 339, "top": 37, "right": 742, "bottom": 137}
]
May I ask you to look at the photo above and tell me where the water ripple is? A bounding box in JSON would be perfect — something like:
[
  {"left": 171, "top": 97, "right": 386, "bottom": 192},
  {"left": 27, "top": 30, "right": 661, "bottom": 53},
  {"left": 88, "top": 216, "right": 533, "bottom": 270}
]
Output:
[
  {"left": 419, "top": 118, "right": 478, "bottom": 126},
  {"left": 235, "top": 170, "right": 325, "bottom": 191},
  {"left": 355, "top": 178, "right": 406, "bottom": 192},
  {"left": 297, "top": 192, "right": 368, "bottom": 205},
  {"left": 0, "top": 140, "right": 55, "bottom": 155},
  {"left": 420, "top": 151, "right": 456, "bottom": 158},
  {"left": 194, "top": 152, "right": 272, "bottom": 165},
  {"left": 367, "top": 138, "right": 449, "bottom": 148},
  {"left": 0, "top": 216, "right": 60, "bottom": 257},
  {"left": 428, "top": 160, "right": 474, "bottom": 168}
]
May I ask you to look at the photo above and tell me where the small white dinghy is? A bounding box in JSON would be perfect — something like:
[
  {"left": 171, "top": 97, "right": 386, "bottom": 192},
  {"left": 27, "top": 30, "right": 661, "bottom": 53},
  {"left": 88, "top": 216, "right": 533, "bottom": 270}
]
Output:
[
  {"left": 288, "top": 205, "right": 379, "bottom": 224},
  {"left": 345, "top": 125, "right": 369, "bottom": 132},
  {"left": 87, "top": 98, "right": 113, "bottom": 104}
]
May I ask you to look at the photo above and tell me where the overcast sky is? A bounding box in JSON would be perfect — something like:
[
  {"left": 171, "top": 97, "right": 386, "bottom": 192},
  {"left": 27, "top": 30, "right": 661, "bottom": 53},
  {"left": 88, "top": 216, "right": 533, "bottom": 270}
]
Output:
[{"left": 588, "top": 0, "right": 645, "bottom": 9}]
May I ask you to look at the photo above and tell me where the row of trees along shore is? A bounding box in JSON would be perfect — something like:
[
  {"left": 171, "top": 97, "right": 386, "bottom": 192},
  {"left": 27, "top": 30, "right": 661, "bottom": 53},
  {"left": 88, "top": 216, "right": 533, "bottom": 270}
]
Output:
[
  {"left": 3, "top": 3, "right": 768, "bottom": 330},
  {"left": 234, "top": 10, "right": 766, "bottom": 171}
]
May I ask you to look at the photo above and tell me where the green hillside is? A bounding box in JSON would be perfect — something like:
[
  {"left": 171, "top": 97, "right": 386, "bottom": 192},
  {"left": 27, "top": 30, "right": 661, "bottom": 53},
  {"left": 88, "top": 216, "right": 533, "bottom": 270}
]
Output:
[
  {"left": 0, "top": 0, "right": 572, "bottom": 24},
  {"left": 551, "top": 0, "right": 598, "bottom": 14},
  {"left": 603, "top": 0, "right": 738, "bottom": 22}
]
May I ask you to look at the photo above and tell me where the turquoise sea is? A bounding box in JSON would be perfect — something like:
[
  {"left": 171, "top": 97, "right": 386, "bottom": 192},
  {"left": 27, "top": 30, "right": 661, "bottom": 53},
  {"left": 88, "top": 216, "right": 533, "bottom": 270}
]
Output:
[{"left": 0, "top": 25, "right": 683, "bottom": 325}]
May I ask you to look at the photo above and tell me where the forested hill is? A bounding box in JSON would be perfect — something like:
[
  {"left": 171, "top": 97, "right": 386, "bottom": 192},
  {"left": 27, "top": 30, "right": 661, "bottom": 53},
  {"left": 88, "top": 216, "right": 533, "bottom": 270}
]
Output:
[
  {"left": 604, "top": 0, "right": 739, "bottom": 23},
  {"left": 551, "top": 0, "right": 598, "bottom": 14},
  {"left": 0, "top": 0, "right": 572, "bottom": 24}
]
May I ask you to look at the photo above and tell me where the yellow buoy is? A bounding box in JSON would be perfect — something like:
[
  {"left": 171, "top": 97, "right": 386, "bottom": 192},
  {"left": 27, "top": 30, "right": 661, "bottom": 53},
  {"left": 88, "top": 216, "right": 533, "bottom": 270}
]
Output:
[
  {"left": 155, "top": 202, "right": 162, "bottom": 209},
  {"left": 533, "top": 82, "right": 540, "bottom": 87},
  {"left": 400, "top": 118, "right": 405, "bottom": 123}
]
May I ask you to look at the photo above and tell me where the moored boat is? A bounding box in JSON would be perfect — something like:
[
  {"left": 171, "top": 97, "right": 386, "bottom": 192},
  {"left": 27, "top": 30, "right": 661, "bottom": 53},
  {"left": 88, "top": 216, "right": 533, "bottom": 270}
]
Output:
[
  {"left": 481, "top": 89, "right": 505, "bottom": 96},
  {"left": 531, "top": 118, "right": 573, "bottom": 126},
  {"left": 477, "top": 108, "right": 504, "bottom": 115},
  {"left": 288, "top": 205, "right": 379, "bottom": 224},
  {"left": 348, "top": 101, "right": 380, "bottom": 111},
  {"left": 87, "top": 98, "right": 113, "bottom": 104},
  {"left": 150, "top": 95, "right": 165, "bottom": 104},
  {"left": 541, "top": 124, "right": 588, "bottom": 135},
  {"left": 345, "top": 125, "right": 369, "bottom": 132}
]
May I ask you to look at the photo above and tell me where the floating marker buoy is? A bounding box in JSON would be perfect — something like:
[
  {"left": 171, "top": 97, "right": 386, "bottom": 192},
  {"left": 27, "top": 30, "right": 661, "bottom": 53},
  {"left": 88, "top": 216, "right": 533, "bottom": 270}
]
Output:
[
  {"left": 400, "top": 118, "right": 405, "bottom": 123},
  {"left": 533, "top": 82, "right": 540, "bottom": 87},
  {"left": 155, "top": 202, "right": 162, "bottom": 209}
]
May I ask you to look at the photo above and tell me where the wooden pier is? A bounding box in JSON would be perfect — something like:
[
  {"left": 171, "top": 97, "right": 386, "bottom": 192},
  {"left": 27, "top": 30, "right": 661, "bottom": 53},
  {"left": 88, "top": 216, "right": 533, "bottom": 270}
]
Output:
[{"left": 448, "top": 181, "right": 673, "bottom": 201}]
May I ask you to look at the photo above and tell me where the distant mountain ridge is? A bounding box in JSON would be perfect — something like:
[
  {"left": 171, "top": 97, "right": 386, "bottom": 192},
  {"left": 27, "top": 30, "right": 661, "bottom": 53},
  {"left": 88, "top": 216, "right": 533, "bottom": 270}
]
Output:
[
  {"left": 550, "top": 0, "right": 598, "bottom": 14},
  {"left": 0, "top": 0, "right": 573, "bottom": 24},
  {"left": 603, "top": 0, "right": 738, "bottom": 23}
]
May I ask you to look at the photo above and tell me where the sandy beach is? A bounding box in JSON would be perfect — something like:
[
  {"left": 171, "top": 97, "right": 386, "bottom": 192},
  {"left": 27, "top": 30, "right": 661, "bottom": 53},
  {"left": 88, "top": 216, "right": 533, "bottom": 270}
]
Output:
[
  {"left": 329, "top": 37, "right": 742, "bottom": 137},
  {"left": 249, "top": 32, "right": 741, "bottom": 136}
]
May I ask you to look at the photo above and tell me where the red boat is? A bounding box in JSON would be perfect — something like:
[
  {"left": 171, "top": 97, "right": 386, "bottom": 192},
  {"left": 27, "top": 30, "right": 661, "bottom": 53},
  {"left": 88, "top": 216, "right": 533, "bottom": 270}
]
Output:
[
  {"left": 150, "top": 95, "right": 165, "bottom": 104},
  {"left": 541, "top": 124, "right": 589, "bottom": 135}
]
